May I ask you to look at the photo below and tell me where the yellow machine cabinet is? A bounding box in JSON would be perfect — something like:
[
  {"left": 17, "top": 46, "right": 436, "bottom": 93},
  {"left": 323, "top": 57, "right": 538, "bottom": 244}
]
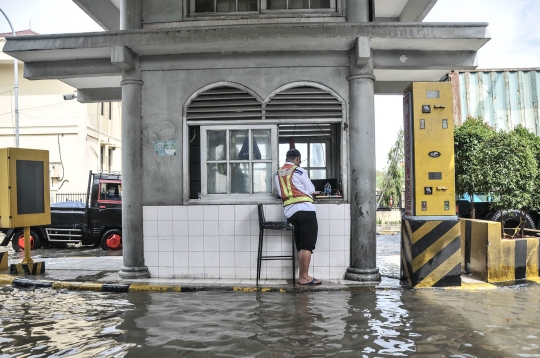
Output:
[
  {"left": 403, "top": 82, "right": 455, "bottom": 216},
  {"left": 0, "top": 148, "right": 50, "bottom": 228}
]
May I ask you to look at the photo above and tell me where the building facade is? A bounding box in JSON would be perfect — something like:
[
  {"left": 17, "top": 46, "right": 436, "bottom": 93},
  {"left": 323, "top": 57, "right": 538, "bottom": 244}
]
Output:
[
  {"left": 4, "top": 0, "right": 490, "bottom": 280},
  {"left": 1, "top": 30, "right": 122, "bottom": 202}
]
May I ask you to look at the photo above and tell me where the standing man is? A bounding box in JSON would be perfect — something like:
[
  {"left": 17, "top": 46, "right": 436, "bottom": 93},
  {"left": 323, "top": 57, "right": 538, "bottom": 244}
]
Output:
[{"left": 275, "top": 149, "right": 321, "bottom": 285}]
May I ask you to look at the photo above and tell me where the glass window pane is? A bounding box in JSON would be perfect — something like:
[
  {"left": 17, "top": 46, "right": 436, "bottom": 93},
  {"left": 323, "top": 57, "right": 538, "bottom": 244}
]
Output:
[
  {"left": 216, "top": 0, "right": 235, "bottom": 12},
  {"left": 253, "top": 163, "right": 272, "bottom": 193},
  {"left": 252, "top": 129, "right": 272, "bottom": 160},
  {"left": 295, "top": 143, "right": 308, "bottom": 167},
  {"left": 207, "top": 164, "right": 227, "bottom": 194},
  {"left": 230, "top": 163, "right": 250, "bottom": 193},
  {"left": 207, "top": 130, "right": 226, "bottom": 161},
  {"left": 195, "top": 0, "right": 214, "bottom": 12},
  {"left": 238, "top": 0, "right": 258, "bottom": 11},
  {"left": 310, "top": 169, "right": 326, "bottom": 179},
  {"left": 311, "top": 0, "right": 331, "bottom": 8},
  {"left": 290, "top": 0, "right": 309, "bottom": 9},
  {"left": 230, "top": 130, "right": 250, "bottom": 160},
  {"left": 309, "top": 143, "right": 326, "bottom": 167},
  {"left": 267, "top": 0, "right": 286, "bottom": 9}
]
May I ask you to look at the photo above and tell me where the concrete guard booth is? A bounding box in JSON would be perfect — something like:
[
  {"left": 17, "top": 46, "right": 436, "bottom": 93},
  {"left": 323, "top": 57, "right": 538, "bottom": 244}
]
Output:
[{"left": 4, "top": 0, "right": 490, "bottom": 281}]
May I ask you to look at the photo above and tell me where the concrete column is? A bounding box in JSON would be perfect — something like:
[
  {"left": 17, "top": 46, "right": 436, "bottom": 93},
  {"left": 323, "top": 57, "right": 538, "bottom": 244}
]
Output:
[
  {"left": 345, "top": 51, "right": 381, "bottom": 282},
  {"left": 119, "top": 77, "right": 150, "bottom": 279},
  {"left": 120, "top": 0, "right": 143, "bottom": 30},
  {"left": 346, "top": 0, "right": 371, "bottom": 22}
]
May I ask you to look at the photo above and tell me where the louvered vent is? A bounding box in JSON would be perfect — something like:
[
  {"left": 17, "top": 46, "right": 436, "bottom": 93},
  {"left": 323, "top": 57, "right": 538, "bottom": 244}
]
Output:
[
  {"left": 265, "top": 86, "right": 343, "bottom": 120},
  {"left": 279, "top": 124, "right": 333, "bottom": 138},
  {"left": 186, "top": 87, "right": 262, "bottom": 121}
]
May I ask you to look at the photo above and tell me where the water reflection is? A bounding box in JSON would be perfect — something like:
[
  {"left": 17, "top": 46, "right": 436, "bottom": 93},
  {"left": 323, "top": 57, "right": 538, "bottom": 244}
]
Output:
[{"left": 2, "top": 286, "right": 540, "bottom": 357}]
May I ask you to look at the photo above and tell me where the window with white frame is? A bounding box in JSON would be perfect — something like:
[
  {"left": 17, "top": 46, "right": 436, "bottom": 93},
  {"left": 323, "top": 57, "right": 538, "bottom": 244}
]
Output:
[
  {"left": 200, "top": 125, "right": 278, "bottom": 196},
  {"left": 278, "top": 141, "right": 328, "bottom": 179},
  {"left": 190, "top": 0, "right": 336, "bottom": 14}
]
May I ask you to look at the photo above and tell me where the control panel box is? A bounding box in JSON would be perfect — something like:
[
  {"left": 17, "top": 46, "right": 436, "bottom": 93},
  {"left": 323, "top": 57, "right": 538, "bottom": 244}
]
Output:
[
  {"left": 403, "top": 82, "right": 455, "bottom": 216},
  {"left": 0, "top": 148, "right": 51, "bottom": 228}
]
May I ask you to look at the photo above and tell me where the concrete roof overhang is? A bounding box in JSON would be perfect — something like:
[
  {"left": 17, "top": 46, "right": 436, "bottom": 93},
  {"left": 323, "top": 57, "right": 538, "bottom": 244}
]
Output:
[{"left": 3, "top": 22, "right": 490, "bottom": 98}]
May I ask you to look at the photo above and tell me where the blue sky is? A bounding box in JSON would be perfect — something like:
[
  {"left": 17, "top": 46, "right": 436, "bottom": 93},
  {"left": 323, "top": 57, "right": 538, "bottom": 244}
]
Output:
[{"left": 1, "top": 0, "right": 539, "bottom": 169}]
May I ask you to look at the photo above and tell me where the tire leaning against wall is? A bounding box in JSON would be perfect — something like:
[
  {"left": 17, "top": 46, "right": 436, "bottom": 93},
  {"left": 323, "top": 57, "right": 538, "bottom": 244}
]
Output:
[{"left": 484, "top": 210, "right": 536, "bottom": 231}]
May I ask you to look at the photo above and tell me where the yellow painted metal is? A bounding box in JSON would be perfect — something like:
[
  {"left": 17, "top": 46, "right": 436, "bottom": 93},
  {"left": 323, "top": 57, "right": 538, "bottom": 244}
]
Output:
[
  {"left": 128, "top": 284, "right": 183, "bottom": 292},
  {"left": 404, "top": 82, "right": 455, "bottom": 216},
  {"left": 0, "top": 148, "right": 50, "bottom": 228},
  {"left": 526, "top": 239, "right": 539, "bottom": 278},
  {"left": 22, "top": 226, "right": 33, "bottom": 264},
  {"left": 0, "top": 251, "right": 8, "bottom": 271},
  {"left": 412, "top": 223, "right": 460, "bottom": 272}
]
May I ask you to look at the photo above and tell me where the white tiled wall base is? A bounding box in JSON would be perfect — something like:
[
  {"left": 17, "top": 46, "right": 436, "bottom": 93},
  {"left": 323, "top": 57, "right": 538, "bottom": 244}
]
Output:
[{"left": 143, "top": 204, "right": 351, "bottom": 280}]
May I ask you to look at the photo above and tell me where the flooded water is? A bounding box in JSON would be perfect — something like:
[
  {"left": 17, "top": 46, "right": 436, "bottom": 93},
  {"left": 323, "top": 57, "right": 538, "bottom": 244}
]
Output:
[{"left": 2, "top": 285, "right": 540, "bottom": 357}]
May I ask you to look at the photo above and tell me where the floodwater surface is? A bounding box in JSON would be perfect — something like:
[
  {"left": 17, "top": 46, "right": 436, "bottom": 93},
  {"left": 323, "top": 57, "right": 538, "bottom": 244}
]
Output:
[{"left": 1, "top": 285, "right": 540, "bottom": 357}]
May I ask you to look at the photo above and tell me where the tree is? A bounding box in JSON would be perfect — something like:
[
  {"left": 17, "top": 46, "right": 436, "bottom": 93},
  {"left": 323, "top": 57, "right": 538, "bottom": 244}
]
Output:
[
  {"left": 478, "top": 130, "right": 537, "bottom": 236},
  {"left": 377, "top": 129, "right": 404, "bottom": 209},
  {"left": 511, "top": 125, "right": 540, "bottom": 210},
  {"left": 454, "top": 116, "right": 494, "bottom": 218}
]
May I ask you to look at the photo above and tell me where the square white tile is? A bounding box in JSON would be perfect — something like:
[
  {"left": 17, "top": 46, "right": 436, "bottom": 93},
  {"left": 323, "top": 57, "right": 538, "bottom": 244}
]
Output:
[
  {"left": 143, "top": 206, "right": 158, "bottom": 221},
  {"left": 235, "top": 251, "right": 252, "bottom": 267},
  {"left": 158, "top": 239, "right": 174, "bottom": 252},
  {"left": 188, "top": 236, "right": 204, "bottom": 252},
  {"left": 264, "top": 204, "right": 283, "bottom": 221},
  {"left": 143, "top": 236, "right": 158, "bottom": 252},
  {"left": 187, "top": 206, "right": 204, "bottom": 221},
  {"left": 234, "top": 220, "right": 251, "bottom": 236},
  {"left": 189, "top": 266, "right": 205, "bottom": 278},
  {"left": 173, "top": 236, "right": 189, "bottom": 252},
  {"left": 203, "top": 236, "right": 220, "bottom": 251},
  {"left": 313, "top": 266, "right": 329, "bottom": 280},
  {"left": 329, "top": 204, "right": 345, "bottom": 220},
  {"left": 218, "top": 221, "right": 235, "bottom": 236},
  {"left": 316, "top": 235, "right": 330, "bottom": 251},
  {"left": 188, "top": 221, "right": 204, "bottom": 236},
  {"left": 318, "top": 219, "right": 330, "bottom": 236},
  {"left": 220, "top": 235, "right": 235, "bottom": 251},
  {"left": 189, "top": 251, "right": 204, "bottom": 267},
  {"left": 315, "top": 204, "right": 329, "bottom": 218},
  {"left": 157, "top": 220, "right": 173, "bottom": 237},
  {"left": 157, "top": 206, "right": 173, "bottom": 220},
  {"left": 203, "top": 205, "right": 219, "bottom": 220},
  {"left": 173, "top": 266, "right": 190, "bottom": 277},
  {"left": 203, "top": 221, "right": 219, "bottom": 236},
  {"left": 144, "top": 251, "right": 159, "bottom": 267},
  {"left": 148, "top": 266, "right": 159, "bottom": 277},
  {"left": 219, "top": 251, "right": 236, "bottom": 267},
  {"left": 234, "top": 236, "right": 251, "bottom": 252},
  {"left": 160, "top": 252, "right": 174, "bottom": 266},
  {"left": 330, "top": 267, "right": 346, "bottom": 280},
  {"left": 330, "top": 250, "right": 346, "bottom": 267},
  {"left": 219, "top": 205, "right": 235, "bottom": 221},
  {"left": 172, "top": 206, "right": 188, "bottom": 221},
  {"left": 313, "top": 250, "right": 330, "bottom": 267},
  {"left": 173, "top": 221, "right": 189, "bottom": 237},
  {"left": 220, "top": 267, "right": 236, "bottom": 279},
  {"left": 204, "top": 267, "right": 220, "bottom": 279},
  {"left": 235, "top": 205, "right": 252, "bottom": 221},
  {"left": 204, "top": 251, "right": 220, "bottom": 266},
  {"left": 174, "top": 252, "right": 189, "bottom": 267},
  {"left": 330, "top": 235, "right": 345, "bottom": 251},
  {"left": 143, "top": 221, "right": 158, "bottom": 237},
  {"left": 235, "top": 267, "right": 251, "bottom": 279},
  {"left": 249, "top": 204, "right": 258, "bottom": 221}
]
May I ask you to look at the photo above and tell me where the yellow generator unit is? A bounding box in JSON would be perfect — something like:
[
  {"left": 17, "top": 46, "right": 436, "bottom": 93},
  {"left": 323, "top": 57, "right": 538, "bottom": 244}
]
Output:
[{"left": 0, "top": 148, "right": 51, "bottom": 228}]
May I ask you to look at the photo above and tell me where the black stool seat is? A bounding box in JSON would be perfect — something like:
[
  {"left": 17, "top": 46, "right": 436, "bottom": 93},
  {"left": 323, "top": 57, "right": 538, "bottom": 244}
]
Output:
[{"left": 256, "top": 204, "right": 295, "bottom": 287}]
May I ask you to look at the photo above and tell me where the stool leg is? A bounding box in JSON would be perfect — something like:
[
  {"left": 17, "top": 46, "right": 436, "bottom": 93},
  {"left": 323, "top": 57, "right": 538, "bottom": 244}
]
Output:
[
  {"left": 292, "top": 229, "right": 296, "bottom": 287},
  {"left": 257, "top": 228, "right": 263, "bottom": 286}
]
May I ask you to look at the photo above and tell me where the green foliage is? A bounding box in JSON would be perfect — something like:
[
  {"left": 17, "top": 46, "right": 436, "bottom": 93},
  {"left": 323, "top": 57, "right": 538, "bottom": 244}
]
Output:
[
  {"left": 511, "top": 125, "right": 540, "bottom": 209},
  {"left": 478, "top": 130, "right": 537, "bottom": 212},
  {"left": 378, "top": 129, "right": 404, "bottom": 208},
  {"left": 454, "top": 116, "right": 495, "bottom": 197}
]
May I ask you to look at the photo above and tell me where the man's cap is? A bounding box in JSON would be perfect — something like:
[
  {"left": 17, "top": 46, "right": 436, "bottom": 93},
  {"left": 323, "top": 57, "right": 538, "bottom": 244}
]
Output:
[{"left": 286, "top": 148, "right": 301, "bottom": 158}]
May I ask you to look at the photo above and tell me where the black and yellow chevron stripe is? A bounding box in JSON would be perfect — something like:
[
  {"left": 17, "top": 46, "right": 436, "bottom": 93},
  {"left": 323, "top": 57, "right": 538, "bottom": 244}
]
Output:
[
  {"left": 10, "top": 261, "right": 46, "bottom": 275},
  {"left": 401, "top": 218, "right": 461, "bottom": 288}
]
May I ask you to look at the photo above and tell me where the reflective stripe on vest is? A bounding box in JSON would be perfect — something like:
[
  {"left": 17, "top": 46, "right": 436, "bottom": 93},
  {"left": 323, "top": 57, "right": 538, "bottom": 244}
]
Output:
[{"left": 277, "top": 164, "right": 314, "bottom": 207}]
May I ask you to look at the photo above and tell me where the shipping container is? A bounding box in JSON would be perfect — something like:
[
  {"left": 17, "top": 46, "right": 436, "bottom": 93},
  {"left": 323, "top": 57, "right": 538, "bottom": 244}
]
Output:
[{"left": 448, "top": 69, "right": 540, "bottom": 134}]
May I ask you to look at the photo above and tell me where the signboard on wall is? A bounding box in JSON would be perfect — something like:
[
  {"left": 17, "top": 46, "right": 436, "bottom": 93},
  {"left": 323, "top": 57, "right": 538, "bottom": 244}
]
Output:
[{"left": 154, "top": 140, "right": 178, "bottom": 157}]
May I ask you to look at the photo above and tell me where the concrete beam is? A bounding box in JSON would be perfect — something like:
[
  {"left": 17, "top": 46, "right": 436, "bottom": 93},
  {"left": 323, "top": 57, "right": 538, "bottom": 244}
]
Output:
[
  {"left": 399, "top": 0, "right": 438, "bottom": 22},
  {"left": 111, "top": 46, "right": 136, "bottom": 70},
  {"left": 73, "top": 0, "right": 120, "bottom": 31},
  {"left": 374, "top": 81, "right": 412, "bottom": 95},
  {"left": 373, "top": 50, "right": 478, "bottom": 70},
  {"left": 354, "top": 37, "right": 371, "bottom": 67},
  {"left": 23, "top": 58, "right": 121, "bottom": 80},
  {"left": 77, "top": 87, "right": 122, "bottom": 103}
]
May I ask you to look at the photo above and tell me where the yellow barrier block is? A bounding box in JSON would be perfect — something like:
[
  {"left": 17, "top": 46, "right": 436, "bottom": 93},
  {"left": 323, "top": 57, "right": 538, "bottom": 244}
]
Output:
[
  {"left": 0, "top": 251, "right": 8, "bottom": 271},
  {"left": 128, "top": 284, "right": 182, "bottom": 292},
  {"left": 0, "top": 274, "right": 14, "bottom": 284}
]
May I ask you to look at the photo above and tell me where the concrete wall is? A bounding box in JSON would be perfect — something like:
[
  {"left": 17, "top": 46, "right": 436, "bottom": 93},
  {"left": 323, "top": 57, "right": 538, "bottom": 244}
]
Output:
[
  {"left": 143, "top": 0, "right": 182, "bottom": 24},
  {"left": 140, "top": 52, "right": 349, "bottom": 205}
]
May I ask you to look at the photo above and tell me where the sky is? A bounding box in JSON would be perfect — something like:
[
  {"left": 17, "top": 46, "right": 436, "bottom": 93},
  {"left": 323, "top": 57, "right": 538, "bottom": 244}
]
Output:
[{"left": 1, "top": 0, "right": 539, "bottom": 170}]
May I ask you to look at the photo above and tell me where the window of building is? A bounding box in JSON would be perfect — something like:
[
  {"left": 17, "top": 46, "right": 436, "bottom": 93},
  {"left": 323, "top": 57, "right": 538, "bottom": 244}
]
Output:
[
  {"left": 193, "top": 0, "right": 258, "bottom": 13},
  {"left": 279, "top": 142, "right": 328, "bottom": 179},
  {"left": 200, "top": 125, "right": 278, "bottom": 195},
  {"left": 266, "top": 0, "right": 332, "bottom": 10}
]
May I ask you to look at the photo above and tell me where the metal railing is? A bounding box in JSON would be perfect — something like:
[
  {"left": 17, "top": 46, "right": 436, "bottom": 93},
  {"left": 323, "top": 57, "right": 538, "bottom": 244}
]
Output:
[{"left": 53, "top": 192, "right": 86, "bottom": 204}]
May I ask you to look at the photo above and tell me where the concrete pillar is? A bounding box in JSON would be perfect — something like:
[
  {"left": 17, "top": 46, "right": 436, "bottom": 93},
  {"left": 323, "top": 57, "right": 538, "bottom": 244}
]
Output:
[
  {"left": 345, "top": 50, "right": 381, "bottom": 282},
  {"left": 346, "top": 0, "right": 371, "bottom": 22},
  {"left": 120, "top": 0, "right": 143, "bottom": 30},
  {"left": 118, "top": 76, "right": 150, "bottom": 279}
]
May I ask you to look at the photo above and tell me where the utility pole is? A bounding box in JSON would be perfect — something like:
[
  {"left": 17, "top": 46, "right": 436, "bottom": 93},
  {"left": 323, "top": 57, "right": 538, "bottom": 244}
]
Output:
[{"left": 0, "top": 8, "right": 19, "bottom": 147}]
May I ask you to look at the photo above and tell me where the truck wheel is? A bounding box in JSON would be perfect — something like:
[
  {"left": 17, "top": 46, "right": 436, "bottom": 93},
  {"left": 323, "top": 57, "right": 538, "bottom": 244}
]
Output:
[
  {"left": 485, "top": 210, "right": 535, "bottom": 230},
  {"left": 101, "top": 229, "right": 122, "bottom": 250},
  {"left": 11, "top": 230, "right": 41, "bottom": 252}
]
